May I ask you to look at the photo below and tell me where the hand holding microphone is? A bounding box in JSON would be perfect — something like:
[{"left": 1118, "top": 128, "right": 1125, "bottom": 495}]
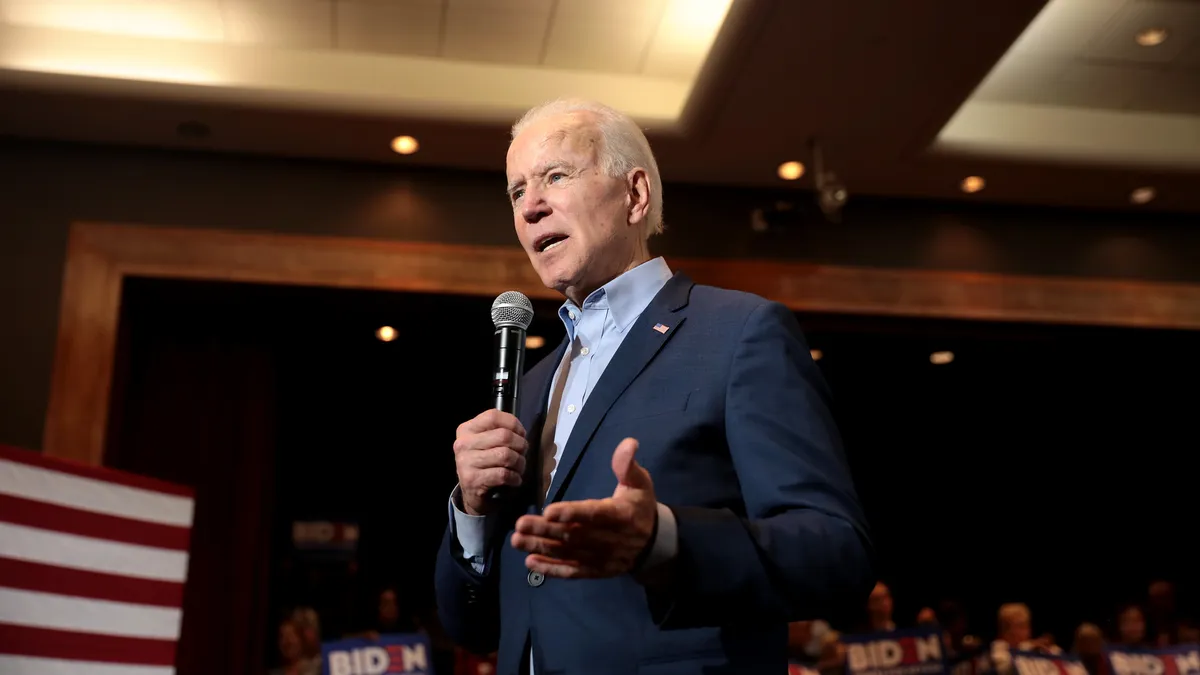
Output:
[{"left": 452, "top": 291, "right": 534, "bottom": 516}]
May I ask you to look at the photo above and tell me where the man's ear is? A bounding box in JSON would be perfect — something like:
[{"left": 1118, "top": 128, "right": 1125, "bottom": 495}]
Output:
[{"left": 626, "top": 167, "right": 651, "bottom": 227}]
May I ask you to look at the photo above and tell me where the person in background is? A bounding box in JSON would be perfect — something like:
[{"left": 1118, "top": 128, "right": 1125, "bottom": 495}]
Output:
[
  {"left": 1072, "top": 623, "right": 1106, "bottom": 675},
  {"left": 788, "top": 620, "right": 833, "bottom": 665},
  {"left": 1115, "top": 604, "right": 1148, "bottom": 648},
  {"left": 937, "top": 600, "right": 981, "bottom": 657},
  {"left": 1147, "top": 580, "right": 1178, "bottom": 647},
  {"left": 289, "top": 607, "right": 323, "bottom": 670},
  {"left": 1175, "top": 619, "right": 1199, "bottom": 645},
  {"left": 269, "top": 618, "right": 320, "bottom": 675},
  {"left": 917, "top": 607, "right": 937, "bottom": 626},
  {"left": 866, "top": 582, "right": 896, "bottom": 632},
  {"left": 990, "top": 603, "right": 1060, "bottom": 674}
]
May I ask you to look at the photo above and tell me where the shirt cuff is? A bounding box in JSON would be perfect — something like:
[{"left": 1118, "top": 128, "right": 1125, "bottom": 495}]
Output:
[
  {"left": 640, "top": 502, "right": 678, "bottom": 571},
  {"left": 447, "top": 485, "right": 490, "bottom": 562}
]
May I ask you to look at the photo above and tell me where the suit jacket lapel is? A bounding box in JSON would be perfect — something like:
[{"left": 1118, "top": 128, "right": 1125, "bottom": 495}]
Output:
[{"left": 544, "top": 273, "right": 694, "bottom": 505}]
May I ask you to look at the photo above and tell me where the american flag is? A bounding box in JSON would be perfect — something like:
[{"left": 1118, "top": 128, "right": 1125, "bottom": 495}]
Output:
[{"left": 0, "top": 444, "right": 194, "bottom": 675}]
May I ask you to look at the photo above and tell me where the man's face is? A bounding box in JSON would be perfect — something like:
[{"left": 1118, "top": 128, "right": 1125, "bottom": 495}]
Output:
[{"left": 506, "top": 112, "right": 644, "bottom": 303}]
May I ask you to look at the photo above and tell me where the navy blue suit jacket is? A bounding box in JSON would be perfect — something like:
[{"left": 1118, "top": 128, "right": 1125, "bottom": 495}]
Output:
[{"left": 436, "top": 272, "right": 875, "bottom": 675}]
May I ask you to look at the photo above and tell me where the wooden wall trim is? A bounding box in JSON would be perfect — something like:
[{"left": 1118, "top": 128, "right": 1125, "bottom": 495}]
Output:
[{"left": 44, "top": 221, "right": 1200, "bottom": 466}]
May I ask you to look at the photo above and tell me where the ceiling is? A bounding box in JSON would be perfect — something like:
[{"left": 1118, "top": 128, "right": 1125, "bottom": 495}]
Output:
[{"left": 1, "top": 0, "right": 1198, "bottom": 214}]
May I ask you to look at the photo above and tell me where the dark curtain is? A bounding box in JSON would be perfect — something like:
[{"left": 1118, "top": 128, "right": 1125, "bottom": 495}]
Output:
[{"left": 106, "top": 279, "right": 278, "bottom": 675}]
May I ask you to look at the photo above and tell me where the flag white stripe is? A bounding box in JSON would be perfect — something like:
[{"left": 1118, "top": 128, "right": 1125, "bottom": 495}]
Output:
[
  {"left": 0, "top": 587, "right": 182, "bottom": 640},
  {"left": 0, "top": 459, "right": 193, "bottom": 527},
  {"left": 0, "top": 521, "right": 188, "bottom": 583},
  {"left": 0, "top": 655, "right": 174, "bottom": 675}
]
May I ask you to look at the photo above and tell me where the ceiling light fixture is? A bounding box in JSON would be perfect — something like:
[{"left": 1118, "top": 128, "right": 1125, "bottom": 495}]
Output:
[
  {"left": 1135, "top": 28, "right": 1168, "bottom": 47},
  {"left": 960, "top": 176, "right": 985, "bottom": 193},
  {"left": 525, "top": 335, "right": 545, "bottom": 349},
  {"left": 930, "top": 351, "right": 954, "bottom": 365},
  {"left": 391, "top": 135, "right": 419, "bottom": 155},
  {"left": 1130, "top": 187, "right": 1156, "bottom": 204},
  {"left": 777, "top": 161, "right": 805, "bottom": 180},
  {"left": 375, "top": 326, "right": 397, "bottom": 342}
]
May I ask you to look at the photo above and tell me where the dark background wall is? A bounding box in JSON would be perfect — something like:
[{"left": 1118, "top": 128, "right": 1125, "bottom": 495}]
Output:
[{"left": 2, "top": 136, "right": 1198, "bottom": 451}]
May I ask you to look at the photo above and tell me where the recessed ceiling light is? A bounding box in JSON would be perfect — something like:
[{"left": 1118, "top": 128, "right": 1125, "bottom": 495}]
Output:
[
  {"left": 810, "top": 349, "right": 823, "bottom": 361},
  {"left": 1135, "top": 28, "right": 1168, "bottom": 47},
  {"left": 391, "top": 135, "right": 419, "bottom": 155},
  {"left": 777, "top": 161, "right": 805, "bottom": 180},
  {"left": 525, "top": 335, "right": 545, "bottom": 349},
  {"left": 1130, "top": 187, "right": 1156, "bottom": 204},
  {"left": 960, "top": 176, "right": 985, "bottom": 193},
  {"left": 376, "top": 326, "right": 397, "bottom": 342},
  {"left": 930, "top": 350, "right": 954, "bottom": 365}
]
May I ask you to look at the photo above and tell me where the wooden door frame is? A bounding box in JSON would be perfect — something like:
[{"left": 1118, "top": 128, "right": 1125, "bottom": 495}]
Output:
[{"left": 44, "top": 221, "right": 1200, "bottom": 466}]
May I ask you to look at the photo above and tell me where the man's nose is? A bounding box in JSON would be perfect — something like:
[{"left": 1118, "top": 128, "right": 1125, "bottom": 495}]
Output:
[{"left": 522, "top": 187, "right": 550, "bottom": 224}]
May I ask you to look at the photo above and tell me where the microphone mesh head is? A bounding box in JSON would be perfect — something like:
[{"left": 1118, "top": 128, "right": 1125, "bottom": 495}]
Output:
[{"left": 491, "top": 291, "right": 534, "bottom": 329}]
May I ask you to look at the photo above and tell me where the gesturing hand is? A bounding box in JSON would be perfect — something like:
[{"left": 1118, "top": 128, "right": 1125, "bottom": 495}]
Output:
[{"left": 511, "top": 438, "right": 657, "bottom": 579}]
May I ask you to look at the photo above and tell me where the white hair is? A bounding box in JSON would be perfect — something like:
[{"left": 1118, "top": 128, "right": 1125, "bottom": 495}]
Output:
[{"left": 511, "top": 98, "right": 664, "bottom": 237}]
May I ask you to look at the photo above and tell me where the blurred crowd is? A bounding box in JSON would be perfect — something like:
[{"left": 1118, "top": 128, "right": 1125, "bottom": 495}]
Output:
[
  {"left": 788, "top": 579, "right": 1198, "bottom": 675},
  {"left": 266, "top": 578, "right": 1195, "bottom": 675}
]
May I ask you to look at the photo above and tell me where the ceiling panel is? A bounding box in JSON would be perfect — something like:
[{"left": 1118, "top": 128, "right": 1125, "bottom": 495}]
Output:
[
  {"left": 1, "top": 0, "right": 225, "bottom": 41},
  {"left": 1008, "top": 0, "right": 1126, "bottom": 56},
  {"left": 543, "top": 13, "right": 659, "bottom": 74},
  {"left": 222, "top": 0, "right": 333, "bottom": 49},
  {"left": 335, "top": 0, "right": 442, "bottom": 57},
  {"left": 972, "top": 52, "right": 1067, "bottom": 103},
  {"left": 1083, "top": 0, "right": 1200, "bottom": 64},
  {"left": 441, "top": 5, "right": 550, "bottom": 66},
  {"left": 642, "top": 0, "right": 728, "bottom": 79}
]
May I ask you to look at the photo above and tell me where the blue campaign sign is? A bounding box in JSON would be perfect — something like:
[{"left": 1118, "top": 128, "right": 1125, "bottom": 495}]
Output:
[
  {"left": 1106, "top": 645, "right": 1200, "bottom": 675},
  {"left": 841, "top": 625, "right": 947, "bottom": 675},
  {"left": 321, "top": 633, "right": 435, "bottom": 675},
  {"left": 1010, "top": 650, "right": 1088, "bottom": 675}
]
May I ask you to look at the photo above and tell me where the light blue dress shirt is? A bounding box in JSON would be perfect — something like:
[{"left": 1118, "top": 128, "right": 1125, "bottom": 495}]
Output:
[{"left": 447, "top": 257, "right": 680, "bottom": 668}]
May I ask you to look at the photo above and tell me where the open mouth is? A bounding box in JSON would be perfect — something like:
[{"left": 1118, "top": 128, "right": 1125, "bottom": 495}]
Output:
[{"left": 534, "top": 233, "right": 568, "bottom": 253}]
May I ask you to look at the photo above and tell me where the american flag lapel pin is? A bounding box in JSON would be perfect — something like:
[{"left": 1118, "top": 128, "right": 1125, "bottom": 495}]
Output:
[{"left": 652, "top": 323, "right": 669, "bottom": 334}]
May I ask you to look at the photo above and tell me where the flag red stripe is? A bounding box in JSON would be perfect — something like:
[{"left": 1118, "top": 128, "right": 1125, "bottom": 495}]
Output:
[
  {"left": 0, "top": 558, "right": 184, "bottom": 608},
  {"left": 0, "top": 493, "right": 190, "bottom": 551},
  {"left": 0, "top": 445, "right": 194, "bottom": 498},
  {"left": 0, "top": 622, "right": 176, "bottom": 666}
]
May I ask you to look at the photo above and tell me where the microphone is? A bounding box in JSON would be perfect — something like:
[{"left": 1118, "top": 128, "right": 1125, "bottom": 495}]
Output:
[{"left": 487, "top": 291, "right": 534, "bottom": 501}]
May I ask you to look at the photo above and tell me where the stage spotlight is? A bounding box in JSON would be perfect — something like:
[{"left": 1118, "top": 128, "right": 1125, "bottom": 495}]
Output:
[{"left": 376, "top": 326, "right": 397, "bottom": 342}]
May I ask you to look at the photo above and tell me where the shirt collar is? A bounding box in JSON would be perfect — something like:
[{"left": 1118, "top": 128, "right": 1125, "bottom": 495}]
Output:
[{"left": 558, "top": 256, "right": 673, "bottom": 334}]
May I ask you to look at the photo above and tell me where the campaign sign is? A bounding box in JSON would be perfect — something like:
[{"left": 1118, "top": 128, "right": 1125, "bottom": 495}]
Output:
[
  {"left": 322, "top": 633, "right": 434, "bottom": 675},
  {"left": 842, "top": 626, "right": 946, "bottom": 675},
  {"left": 1106, "top": 645, "right": 1200, "bottom": 675},
  {"left": 1010, "top": 650, "right": 1088, "bottom": 675},
  {"left": 788, "top": 662, "right": 821, "bottom": 675}
]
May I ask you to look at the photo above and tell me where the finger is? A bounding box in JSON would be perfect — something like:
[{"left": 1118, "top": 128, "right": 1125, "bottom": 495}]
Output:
[
  {"left": 525, "top": 554, "right": 594, "bottom": 580},
  {"left": 515, "top": 515, "right": 577, "bottom": 540},
  {"left": 544, "top": 499, "right": 629, "bottom": 525},
  {"left": 611, "top": 437, "right": 651, "bottom": 490},
  {"left": 467, "top": 447, "right": 526, "bottom": 475},
  {"left": 455, "top": 428, "right": 528, "bottom": 456},
  {"left": 475, "top": 467, "right": 522, "bottom": 489},
  {"left": 458, "top": 410, "right": 526, "bottom": 438},
  {"left": 510, "top": 532, "right": 570, "bottom": 557}
]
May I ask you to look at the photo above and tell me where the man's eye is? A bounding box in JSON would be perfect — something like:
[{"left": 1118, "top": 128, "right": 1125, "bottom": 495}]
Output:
[
  {"left": 511, "top": 189, "right": 524, "bottom": 202},
  {"left": 549, "top": 173, "right": 565, "bottom": 183}
]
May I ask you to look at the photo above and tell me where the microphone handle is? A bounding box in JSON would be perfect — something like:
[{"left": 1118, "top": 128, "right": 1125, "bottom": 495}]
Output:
[{"left": 488, "top": 325, "right": 525, "bottom": 501}]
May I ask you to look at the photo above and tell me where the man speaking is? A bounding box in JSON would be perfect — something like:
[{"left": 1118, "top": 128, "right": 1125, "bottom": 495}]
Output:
[{"left": 435, "top": 98, "right": 875, "bottom": 675}]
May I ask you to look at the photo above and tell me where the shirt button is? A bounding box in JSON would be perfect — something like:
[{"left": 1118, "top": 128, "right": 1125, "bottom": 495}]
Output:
[
  {"left": 527, "top": 571, "right": 545, "bottom": 587},
  {"left": 567, "top": 404, "right": 576, "bottom": 413},
  {"left": 568, "top": 311, "right": 576, "bottom": 320},
  {"left": 580, "top": 347, "right": 590, "bottom": 355}
]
